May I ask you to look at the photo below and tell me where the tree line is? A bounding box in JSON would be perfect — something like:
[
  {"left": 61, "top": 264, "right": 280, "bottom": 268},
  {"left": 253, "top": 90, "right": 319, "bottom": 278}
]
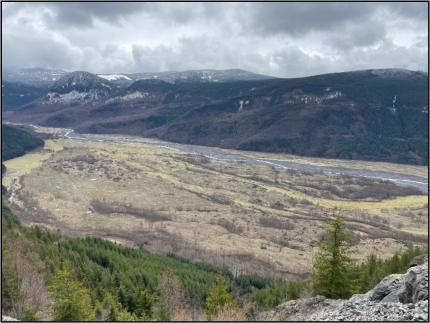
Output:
[{"left": 1, "top": 206, "right": 426, "bottom": 320}]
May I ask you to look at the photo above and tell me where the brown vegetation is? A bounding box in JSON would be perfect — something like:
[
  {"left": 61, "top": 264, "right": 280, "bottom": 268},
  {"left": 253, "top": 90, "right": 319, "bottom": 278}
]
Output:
[
  {"left": 211, "top": 218, "right": 245, "bottom": 234},
  {"left": 2, "top": 236, "right": 48, "bottom": 319},
  {"left": 3, "top": 137, "right": 427, "bottom": 278},
  {"left": 89, "top": 199, "right": 172, "bottom": 222},
  {"left": 259, "top": 216, "right": 295, "bottom": 230}
]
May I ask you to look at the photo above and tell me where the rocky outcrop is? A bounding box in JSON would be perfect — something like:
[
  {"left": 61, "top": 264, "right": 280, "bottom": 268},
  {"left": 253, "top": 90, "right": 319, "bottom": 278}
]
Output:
[
  {"left": 257, "top": 296, "right": 343, "bottom": 321},
  {"left": 258, "top": 260, "right": 428, "bottom": 321}
]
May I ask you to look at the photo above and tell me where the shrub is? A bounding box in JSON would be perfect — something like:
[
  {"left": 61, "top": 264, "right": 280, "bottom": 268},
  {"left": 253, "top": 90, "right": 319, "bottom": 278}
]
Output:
[
  {"left": 204, "top": 275, "right": 235, "bottom": 320},
  {"left": 49, "top": 267, "right": 95, "bottom": 321}
]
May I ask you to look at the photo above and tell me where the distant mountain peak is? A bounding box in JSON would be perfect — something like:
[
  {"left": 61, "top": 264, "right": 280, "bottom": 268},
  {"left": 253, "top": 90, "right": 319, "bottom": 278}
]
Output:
[
  {"left": 50, "top": 71, "right": 111, "bottom": 92},
  {"left": 20, "top": 67, "right": 66, "bottom": 73},
  {"left": 4, "top": 67, "right": 68, "bottom": 88},
  {"left": 46, "top": 71, "right": 113, "bottom": 105},
  {"left": 129, "top": 68, "right": 274, "bottom": 83}
]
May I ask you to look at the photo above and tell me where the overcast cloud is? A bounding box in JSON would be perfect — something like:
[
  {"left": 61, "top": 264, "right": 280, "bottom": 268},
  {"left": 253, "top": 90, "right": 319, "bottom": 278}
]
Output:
[{"left": 2, "top": 2, "right": 428, "bottom": 77}]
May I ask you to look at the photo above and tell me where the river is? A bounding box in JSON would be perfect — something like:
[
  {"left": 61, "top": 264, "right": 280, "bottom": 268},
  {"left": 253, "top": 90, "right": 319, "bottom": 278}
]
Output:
[{"left": 56, "top": 128, "right": 428, "bottom": 193}]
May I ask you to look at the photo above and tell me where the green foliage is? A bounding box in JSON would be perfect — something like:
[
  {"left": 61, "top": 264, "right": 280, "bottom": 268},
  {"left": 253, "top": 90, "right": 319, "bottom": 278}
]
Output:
[
  {"left": 49, "top": 267, "right": 95, "bottom": 321},
  {"left": 358, "top": 254, "right": 380, "bottom": 292},
  {"left": 2, "top": 207, "right": 21, "bottom": 229},
  {"left": 20, "top": 307, "right": 39, "bottom": 321},
  {"left": 153, "top": 296, "right": 171, "bottom": 321},
  {"left": 100, "top": 293, "right": 137, "bottom": 321},
  {"left": 234, "top": 273, "right": 274, "bottom": 294},
  {"left": 353, "top": 246, "right": 426, "bottom": 293},
  {"left": 204, "top": 275, "right": 235, "bottom": 320},
  {"left": 1, "top": 206, "right": 427, "bottom": 320},
  {"left": 311, "top": 213, "right": 427, "bottom": 300},
  {"left": 1, "top": 250, "right": 20, "bottom": 313},
  {"left": 249, "top": 280, "right": 309, "bottom": 310},
  {"left": 285, "top": 280, "right": 308, "bottom": 300},
  {"left": 312, "top": 215, "right": 354, "bottom": 299},
  {"left": 133, "top": 289, "right": 153, "bottom": 319},
  {"left": 1, "top": 125, "right": 44, "bottom": 161},
  {"left": 2, "top": 206, "right": 269, "bottom": 320}
]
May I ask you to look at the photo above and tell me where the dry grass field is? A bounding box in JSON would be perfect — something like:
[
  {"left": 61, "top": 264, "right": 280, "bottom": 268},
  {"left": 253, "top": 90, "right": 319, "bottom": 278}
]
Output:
[
  {"left": 240, "top": 151, "right": 428, "bottom": 179},
  {"left": 3, "top": 137, "right": 428, "bottom": 279}
]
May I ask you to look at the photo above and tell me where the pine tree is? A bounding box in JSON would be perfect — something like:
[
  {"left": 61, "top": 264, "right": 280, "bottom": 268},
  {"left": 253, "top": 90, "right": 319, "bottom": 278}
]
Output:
[
  {"left": 388, "top": 253, "right": 401, "bottom": 273},
  {"left": 359, "top": 254, "right": 379, "bottom": 292},
  {"left": 49, "top": 267, "right": 95, "bottom": 321},
  {"left": 134, "top": 289, "right": 153, "bottom": 320},
  {"left": 153, "top": 296, "right": 171, "bottom": 321},
  {"left": 312, "top": 215, "right": 354, "bottom": 299},
  {"left": 204, "top": 275, "right": 235, "bottom": 320}
]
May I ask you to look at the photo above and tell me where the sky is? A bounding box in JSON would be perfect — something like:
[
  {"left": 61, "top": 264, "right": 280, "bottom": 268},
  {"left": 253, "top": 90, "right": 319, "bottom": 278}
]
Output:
[{"left": 2, "top": 2, "right": 428, "bottom": 77}]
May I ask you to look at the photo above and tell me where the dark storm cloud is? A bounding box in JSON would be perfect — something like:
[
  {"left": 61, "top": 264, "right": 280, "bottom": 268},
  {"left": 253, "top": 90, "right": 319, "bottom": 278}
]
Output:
[
  {"left": 4, "top": 29, "right": 80, "bottom": 69},
  {"left": 325, "top": 20, "right": 387, "bottom": 51},
  {"left": 245, "top": 2, "right": 427, "bottom": 36},
  {"left": 245, "top": 3, "right": 375, "bottom": 36},
  {"left": 35, "top": 2, "right": 223, "bottom": 28},
  {"left": 2, "top": 2, "right": 428, "bottom": 77},
  {"left": 41, "top": 2, "right": 146, "bottom": 27},
  {"left": 388, "top": 2, "right": 428, "bottom": 20}
]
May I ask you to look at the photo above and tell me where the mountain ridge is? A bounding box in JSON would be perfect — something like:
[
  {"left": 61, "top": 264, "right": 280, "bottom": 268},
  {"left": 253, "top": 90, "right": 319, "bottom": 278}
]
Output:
[
  {"left": 3, "top": 68, "right": 428, "bottom": 165},
  {"left": 3, "top": 67, "right": 275, "bottom": 87}
]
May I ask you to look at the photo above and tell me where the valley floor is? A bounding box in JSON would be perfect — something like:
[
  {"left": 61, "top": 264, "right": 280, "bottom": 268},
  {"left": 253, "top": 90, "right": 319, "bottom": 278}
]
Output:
[{"left": 2, "top": 127, "right": 428, "bottom": 278}]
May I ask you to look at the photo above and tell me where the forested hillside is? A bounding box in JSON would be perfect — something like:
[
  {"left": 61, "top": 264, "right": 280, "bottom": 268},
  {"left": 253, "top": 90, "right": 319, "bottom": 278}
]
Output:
[
  {"left": 1, "top": 207, "right": 425, "bottom": 321},
  {"left": 6, "top": 69, "right": 428, "bottom": 165},
  {"left": 1, "top": 206, "right": 283, "bottom": 320},
  {"left": 2, "top": 81, "right": 47, "bottom": 110},
  {"left": 1, "top": 125, "right": 44, "bottom": 161}
]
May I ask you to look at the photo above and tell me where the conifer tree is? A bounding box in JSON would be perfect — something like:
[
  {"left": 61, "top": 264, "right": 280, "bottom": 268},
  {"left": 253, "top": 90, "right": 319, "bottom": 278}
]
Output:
[
  {"left": 312, "top": 214, "right": 354, "bottom": 299},
  {"left": 134, "top": 289, "right": 153, "bottom": 320},
  {"left": 154, "top": 296, "right": 171, "bottom": 321},
  {"left": 359, "top": 254, "right": 379, "bottom": 292},
  {"left": 204, "top": 275, "right": 235, "bottom": 320},
  {"left": 49, "top": 267, "right": 95, "bottom": 321}
]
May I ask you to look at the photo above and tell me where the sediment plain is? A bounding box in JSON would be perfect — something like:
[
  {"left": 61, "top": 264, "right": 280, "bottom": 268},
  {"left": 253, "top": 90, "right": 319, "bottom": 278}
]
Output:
[{"left": 3, "top": 127, "right": 428, "bottom": 278}]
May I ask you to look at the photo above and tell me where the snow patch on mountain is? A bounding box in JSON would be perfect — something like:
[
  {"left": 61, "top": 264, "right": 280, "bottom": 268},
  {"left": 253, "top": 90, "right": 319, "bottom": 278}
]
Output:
[
  {"left": 46, "top": 90, "right": 104, "bottom": 105},
  {"left": 98, "top": 74, "right": 132, "bottom": 81},
  {"left": 105, "top": 91, "right": 150, "bottom": 104},
  {"left": 284, "top": 91, "right": 342, "bottom": 105}
]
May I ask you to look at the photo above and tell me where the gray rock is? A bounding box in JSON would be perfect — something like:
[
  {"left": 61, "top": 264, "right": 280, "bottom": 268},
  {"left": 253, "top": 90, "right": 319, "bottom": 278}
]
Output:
[
  {"left": 399, "top": 263, "right": 429, "bottom": 304},
  {"left": 381, "top": 290, "right": 401, "bottom": 303},
  {"left": 370, "top": 274, "right": 403, "bottom": 301},
  {"left": 258, "top": 262, "right": 428, "bottom": 321},
  {"left": 412, "top": 313, "right": 427, "bottom": 321}
]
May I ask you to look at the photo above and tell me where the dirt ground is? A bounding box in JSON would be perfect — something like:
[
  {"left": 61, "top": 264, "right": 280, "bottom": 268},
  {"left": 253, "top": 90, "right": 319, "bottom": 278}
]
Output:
[{"left": 3, "top": 138, "right": 428, "bottom": 279}]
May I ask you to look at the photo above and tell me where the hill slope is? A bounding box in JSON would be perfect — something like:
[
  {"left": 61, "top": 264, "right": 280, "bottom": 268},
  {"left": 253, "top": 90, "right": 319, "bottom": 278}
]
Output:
[
  {"left": 2, "top": 205, "right": 427, "bottom": 321},
  {"left": 0, "top": 206, "right": 283, "bottom": 320},
  {"left": 3, "top": 67, "right": 67, "bottom": 87},
  {"left": 1, "top": 125, "right": 44, "bottom": 161},
  {"left": 129, "top": 68, "right": 274, "bottom": 83},
  {"left": 1, "top": 81, "right": 47, "bottom": 111},
  {"left": 5, "top": 68, "right": 428, "bottom": 165}
]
